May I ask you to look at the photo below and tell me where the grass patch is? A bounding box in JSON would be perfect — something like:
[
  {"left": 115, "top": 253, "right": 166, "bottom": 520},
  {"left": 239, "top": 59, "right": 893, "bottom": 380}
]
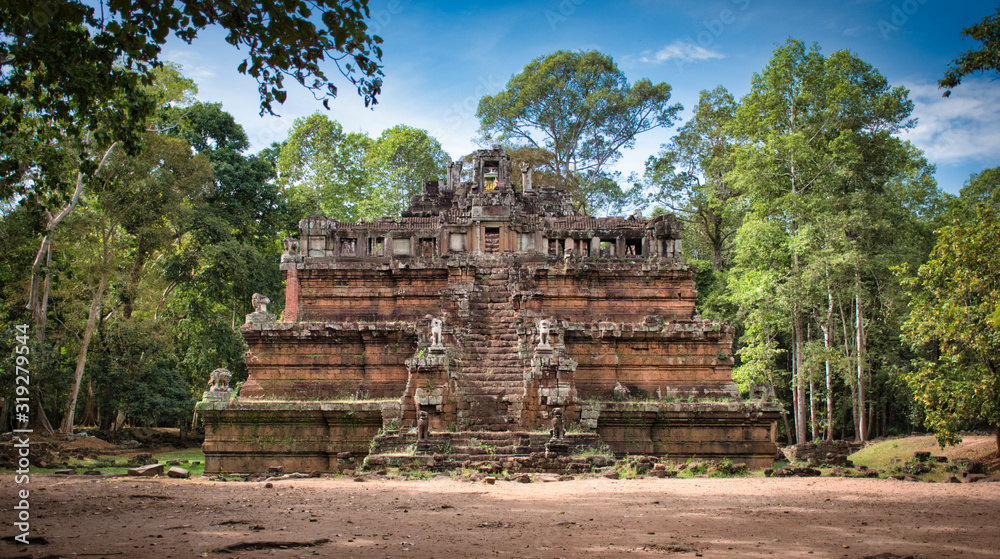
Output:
[
  {"left": 850, "top": 435, "right": 995, "bottom": 471},
  {"left": 570, "top": 445, "right": 614, "bottom": 458},
  {"left": 2, "top": 448, "right": 207, "bottom": 477}
]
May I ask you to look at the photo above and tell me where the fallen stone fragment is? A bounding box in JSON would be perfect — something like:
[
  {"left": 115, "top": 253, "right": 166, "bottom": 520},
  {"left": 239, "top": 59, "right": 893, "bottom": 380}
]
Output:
[
  {"left": 167, "top": 467, "right": 190, "bottom": 479},
  {"left": 128, "top": 463, "right": 164, "bottom": 477}
]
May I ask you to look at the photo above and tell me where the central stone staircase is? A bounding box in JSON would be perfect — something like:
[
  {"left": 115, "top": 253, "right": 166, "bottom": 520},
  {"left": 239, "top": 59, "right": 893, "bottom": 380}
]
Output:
[
  {"left": 363, "top": 429, "right": 607, "bottom": 473},
  {"left": 453, "top": 265, "right": 526, "bottom": 431}
]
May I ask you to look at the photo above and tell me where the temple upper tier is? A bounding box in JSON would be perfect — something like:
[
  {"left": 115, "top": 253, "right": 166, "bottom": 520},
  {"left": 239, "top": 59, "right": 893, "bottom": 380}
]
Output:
[{"left": 290, "top": 148, "right": 684, "bottom": 262}]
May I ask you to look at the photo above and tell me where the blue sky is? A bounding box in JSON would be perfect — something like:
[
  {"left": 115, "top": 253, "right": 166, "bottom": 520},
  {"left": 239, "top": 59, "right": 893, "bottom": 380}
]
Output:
[{"left": 165, "top": 0, "right": 1000, "bottom": 197}]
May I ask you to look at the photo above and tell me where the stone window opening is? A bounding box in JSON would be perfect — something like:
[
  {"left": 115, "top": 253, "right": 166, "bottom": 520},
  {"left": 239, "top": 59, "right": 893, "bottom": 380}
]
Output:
[
  {"left": 580, "top": 240, "right": 590, "bottom": 257},
  {"left": 484, "top": 167, "right": 499, "bottom": 190},
  {"left": 625, "top": 239, "right": 641, "bottom": 256},
  {"left": 484, "top": 227, "right": 500, "bottom": 253},
  {"left": 548, "top": 238, "right": 561, "bottom": 256},
  {"left": 340, "top": 238, "right": 357, "bottom": 256},
  {"left": 368, "top": 237, "right": 384, "bottom": 256},
  {"left": 600, "top": 241, "right": 614, "bottom": 258},
  {"left": 418, "top": 237, "right": 437, "bottom": 257},
  {"left": 562, "top": 238, "right": 575, "bottom": 255}
]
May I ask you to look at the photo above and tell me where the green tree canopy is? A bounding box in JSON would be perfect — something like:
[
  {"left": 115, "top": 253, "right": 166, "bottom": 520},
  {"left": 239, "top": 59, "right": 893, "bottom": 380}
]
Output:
[
  {"left": 728, "top": 39, "right": 928, "bottom": 444},
  {"left": 644, "top": 85, "right": 741, "bottom": 272},
  {"left": 1, "top": 0, "right": 384, "bottom": 201},
  {"left": 901, "top": 204, "right": 1000, "bottom": 453},
  {"left": 277, "top": 113, "right": 373, "bottom": 221},
  {"left": 476, "top": 50, "right": 680, "bottom": 211},
  {"left": 278, "top": 114, "right": 446, "bottom": 222},
  {"left": 365, "top": 125, "right": 447, "bottom": 216},
  {"left": 939, "top": 7, "right": 1000, "bottom": 96}
]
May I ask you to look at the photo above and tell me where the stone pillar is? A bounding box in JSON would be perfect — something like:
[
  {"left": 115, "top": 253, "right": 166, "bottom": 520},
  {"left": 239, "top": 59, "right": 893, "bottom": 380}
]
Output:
[
  {"left": 447, "top": 159, "right": 463, "bottom": 190},
  {"left": 520, "top": 162, "right": 533, "bottom": 191},
  {"left": 283, "top": 267, "right": 299, "bottom": 323},
  {"left": 674, "top": 238, "right": 682, "bottom": 258},
  {"left": 565, "top": 237, "right": 575, "bottom": 255},
  {"left": 500, "top": 157, "right": 512, "bottom": 189},
  {"left": 591, "top": 237, "right": 601, "bottom": 258}
]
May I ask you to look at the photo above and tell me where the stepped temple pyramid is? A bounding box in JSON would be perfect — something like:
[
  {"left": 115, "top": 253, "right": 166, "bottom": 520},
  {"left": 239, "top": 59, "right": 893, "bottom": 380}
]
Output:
[{"left": 199, "top": 149, "right": 782, "bottom": 474}]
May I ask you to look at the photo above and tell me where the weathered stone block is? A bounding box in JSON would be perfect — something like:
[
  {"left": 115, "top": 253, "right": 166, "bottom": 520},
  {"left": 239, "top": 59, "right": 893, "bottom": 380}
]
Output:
[
  {"left": 128, "top": 464, "right": 163, "bottom": 477},
  {"left": 167, "top": 467, "right": 190, "bottom": 479}
]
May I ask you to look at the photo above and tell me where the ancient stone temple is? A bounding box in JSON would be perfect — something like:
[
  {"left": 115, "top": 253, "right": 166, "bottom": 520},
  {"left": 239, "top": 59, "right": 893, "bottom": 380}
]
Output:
[{"left": 200, "top": 149, "right": 781, "bottom": 474}]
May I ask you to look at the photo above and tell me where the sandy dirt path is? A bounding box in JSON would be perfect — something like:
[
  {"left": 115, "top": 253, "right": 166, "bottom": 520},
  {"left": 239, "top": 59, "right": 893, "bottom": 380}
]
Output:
[{"left": 3, "top": 474, "right": 998, "bottom": 558}]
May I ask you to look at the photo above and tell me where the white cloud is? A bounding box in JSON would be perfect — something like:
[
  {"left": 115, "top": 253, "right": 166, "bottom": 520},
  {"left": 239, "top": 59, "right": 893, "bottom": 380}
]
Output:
[
  {"left": 163, "top": 48, "right": 220, "bottom": 82},
  {"left": 842, "top": 25, "right": 863, "bottom": 37},
  {"left": 635, "top": 40, "right": 725, "bottom": 65},
  {"left": 901, "top": 79, "right": 1000, "bottom": 166}
]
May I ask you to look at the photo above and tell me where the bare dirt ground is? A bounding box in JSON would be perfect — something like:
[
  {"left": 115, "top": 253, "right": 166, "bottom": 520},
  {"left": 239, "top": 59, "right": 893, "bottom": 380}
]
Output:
[{"left": 3, "top": 473, "right": 998, "bottom": 559}]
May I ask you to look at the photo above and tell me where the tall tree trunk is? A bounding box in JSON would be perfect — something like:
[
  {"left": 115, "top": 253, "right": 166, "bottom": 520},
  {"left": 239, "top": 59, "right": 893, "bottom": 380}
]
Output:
[
  {"left": 855, "top": 273, "right": 867, "bottom": 443},
  {"left": 114, "top": 408, "right": 127, "bottom": 432},
  {"left": 122, "top": 242, "right": 148, "bottom": 319},
  {"left": 61, "top": 272, "right": 109, "bottom": 435},
  {"left": 881, "top": 405, "right": 887, "bottom": 439},
  {"left": 790, "top": 332, "right": 799, "bottom": 445},
  {"left": 794, "top": 307, "right": 806, "bottom": 445},
  {"left": 808, "top": 323, "right": 816, "bottom": 441},
  {"left": 80, "top": 380, "right": 98, "bottom": 426},
  {"left": 32, "top": 387, "right": 56, "bottom": 435},
  {"left": 27, "top": 142, "right": 116, "bottom": 436},
  {"left": 850, "top": 382, "right": 859, "bottom": 439},
  {"left": 824, "top": 271, "right": 834, "bottom": 440},
  {"left": 27, "top": 141, "right": 117, "bottom": 339},
  {"left": 809, "top": 378, "right": 817, "bottom": 441}
]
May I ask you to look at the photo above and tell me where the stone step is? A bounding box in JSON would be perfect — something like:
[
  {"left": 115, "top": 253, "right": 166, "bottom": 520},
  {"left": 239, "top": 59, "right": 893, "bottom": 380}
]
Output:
[
  {"left": 456, "top": 365, "right": 522, "bottom": 373},
  {"left": 458, "top": 387, "right": 523, "bottom": 397},
  {"left": 458, "top": 377, "right": 524, "bottom": 384},
  {"left": 459, "top": 373, "right": 523, "bottom": 381},
  {"left": 458, "top": 378, "right": 524, "bottom": 386}
]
